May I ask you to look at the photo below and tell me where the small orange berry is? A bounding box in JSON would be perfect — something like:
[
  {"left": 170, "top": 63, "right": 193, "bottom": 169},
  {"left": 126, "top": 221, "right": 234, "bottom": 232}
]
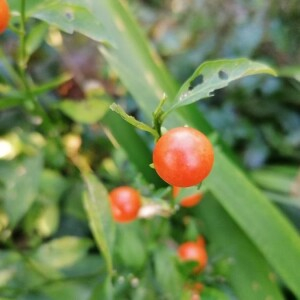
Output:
[
  {"left": 0, "top": 0, "right": 10, "bottom": 34},
  {"left": 173, "top": 186, "right": 203, "bottom": 207},
  {"left": 178, "top": 241, "right": 208, "bottom": 273},
  {"left": 109, "top": 186, "right": 141, "bottom": 223}
]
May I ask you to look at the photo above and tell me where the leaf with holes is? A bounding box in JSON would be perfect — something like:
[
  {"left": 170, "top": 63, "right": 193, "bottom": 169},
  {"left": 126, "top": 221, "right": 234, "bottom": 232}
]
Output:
[
  {"left": 166, "top": 58, "right": 277, "bottom": 113},
  {"left": 27, "top": 0, "right": 110, "bottom": 43}
]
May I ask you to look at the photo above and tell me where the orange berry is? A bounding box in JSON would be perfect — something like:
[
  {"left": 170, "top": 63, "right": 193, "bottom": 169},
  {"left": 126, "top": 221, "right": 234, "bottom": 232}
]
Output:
[
  {"left": 153, "top": 127, "right": 214, "bottom": 187},
  {"left": 109, "top": 186, "right": 141, "bottom": 223},
  {"left": 0, "top": 0, "right": 10, "bottom": 34},
  {"left": 178, "top": 241, "right": 208, "bottom": 273},
  {"left": 173, "top": 186, "right": 203, "bottom": 207}
]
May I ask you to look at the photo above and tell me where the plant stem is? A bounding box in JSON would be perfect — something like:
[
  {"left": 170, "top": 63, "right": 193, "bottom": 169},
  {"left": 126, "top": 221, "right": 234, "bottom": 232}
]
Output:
[
  {"left": 152, "top": 95, "right": 167, "bottom": 139},
  {"left": 17, "top": 0, "right": 53, "bottom": 131},
  {"left": 19, "top": 0, "right": 27, "bottom": 71}
]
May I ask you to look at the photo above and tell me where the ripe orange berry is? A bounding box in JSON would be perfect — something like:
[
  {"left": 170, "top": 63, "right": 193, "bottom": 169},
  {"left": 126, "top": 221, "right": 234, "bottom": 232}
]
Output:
[
  {"left": 0, "top": 0, "right": 10, "bottom": 34},
  {"left": 173, "top": 186, "right": 203, "bottom": 207},
  {"left": 109, "top": 186, "right": 141, "bottom": 223},
  {"left": 153, "top": 127, "right": 214, "bottom": 187},
  {"left": 196, "top": 236, "right": 206, "bottom": 248},
  {"left": 178, "top": 241, "right": 208, "bottom": 273}
]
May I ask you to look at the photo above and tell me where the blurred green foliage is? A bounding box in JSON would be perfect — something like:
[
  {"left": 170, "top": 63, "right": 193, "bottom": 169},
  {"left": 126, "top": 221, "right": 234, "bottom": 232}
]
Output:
[{"left": 0, "top": 0, "right": 299, "bottom": 299}]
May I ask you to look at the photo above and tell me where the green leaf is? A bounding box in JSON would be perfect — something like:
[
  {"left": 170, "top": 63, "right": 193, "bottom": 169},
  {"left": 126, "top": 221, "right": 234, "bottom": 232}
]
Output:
[
  {"left": 0, "top": 97, "right": 23, "bottom": 110},
  {"left": 206, "top": 149, "right": 300, "bottom": 298},
  {"left": 82, "top": 173, "right": 115, "bottom": 276},
  {"left": 115, "top": 223, "right": 147, "bottom": 271},
  {"left": 28, "top": 0, "right": 109, "bottom": 43},
  {"left": 199, "top": 195, "right": 284, "bottom": 300},
  {"left": 58, "top": 98, "right": 111, "bottom": 124},
  {"left": 25, "top": 21, "right": 48, "bottom": 57},
  {"left": 0, "top": 154, "right": 43, "bottom": 228},
  {"left": 39, "top": 169, "right": 68, "bottom": 203},
  {"left": 91, "top": 1, "right": 300, "bottom": 297},
  {"left": 279, "top": 66, "right": 300, "bottom": 82},
  {"left": 43, "top": 281, "right": 95, "bottom": 300},
  {"left": 110, "top": 103, "right": 158, "bottom": 138},
  {"left": 33, "top": 236, "right": 93, "bottom": 269},
  {"left": 31, "top": 73, "right": 72, "bottom": 96},
  {"left": 102, "top": 110, "right": 164, "bottom": 187},
  {"left": 251, "top": 165, "right": 299, "bottom": 195},
  {"left": 167, "top": 58, "right": 277, "bottom": 113},
  {"left": 201, "top": 287, "right": 230, "bottom": 300},
  {"left": 89, "top": 277, "right": 113, "bottom": 300},
  {"left": 62, "top": 254, "right": 105, "bottom": 278},
  {"left": 154, "top": 247, "right": 184, "bottom": 300}
]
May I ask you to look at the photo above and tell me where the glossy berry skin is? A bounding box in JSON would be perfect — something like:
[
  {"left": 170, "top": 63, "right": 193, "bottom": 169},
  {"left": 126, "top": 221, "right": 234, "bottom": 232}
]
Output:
[
  {"left": 109, "top": 186, "right": 141, "bottom": 223},
  {"left": 178, "top": 241, "right": 208, "bottom": 273},
  {"left": 173, "top": 186, "right": 203, "bottom": 207},
  {"left": 153, "top": 127, "right": 214, "bottom": 187},
  {"left": 0, "top": 0, "right": 10, "bottom": 34}
]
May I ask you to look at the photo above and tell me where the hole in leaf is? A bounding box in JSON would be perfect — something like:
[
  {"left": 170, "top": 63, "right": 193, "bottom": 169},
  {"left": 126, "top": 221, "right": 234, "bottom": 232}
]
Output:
[
  {"left": 189, "top": 74, "right": 204, "bottom": 90},
  {"left": 218, "top": 70, "right": 228, "bottom": 80},
  {"left": 65, "top": 9, "right": 74, "bottom": 21}
]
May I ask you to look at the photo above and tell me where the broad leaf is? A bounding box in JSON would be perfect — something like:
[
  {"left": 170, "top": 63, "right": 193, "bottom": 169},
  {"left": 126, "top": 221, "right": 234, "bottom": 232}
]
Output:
[
  {"left": 59, "top": 98, "right": 110, "bottom": 124},
  {"left": 27, "top": 0, "right": 109, "bottom": 43},
  {"left": 154, "top": 247, "right": 184, "bottom": 300},
  {"left": 0, "top": 154, "right": 43, "bottom": 228},
  {"left": 82, "top": 173, "right": 115, "bottom": 276},
  {"left": 167, "top": 58, "right": 277, "bottom": 112},
  {"left": 115, "top": 223, "right": 147, "bottom": 271},
  {"left": 33, "top": 236, "right": 93, "bottom": 269}
]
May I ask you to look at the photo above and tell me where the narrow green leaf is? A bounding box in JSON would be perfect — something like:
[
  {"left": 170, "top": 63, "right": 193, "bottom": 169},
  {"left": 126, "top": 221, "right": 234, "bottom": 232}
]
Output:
[
  {"left": 110, "top": 103, "right": 158, "bottom": 138},
  {"left": 251, "top": 166, "right": 298, "bottom": 195},
  {"left": 199, "top": 195, "right": 284, "bottom": 300},
  {"left": 31, "top": 73, "right": 72, "bottom": 96},
  {"left": 25, "top": 21, "right": 48, "bottom": 57},
  {"left": 206, "top": 150, "right": 300, "bottom": 298},
  {"left": 59, "top": 98, "right": 110, "bottom": 124},
  {"left": 102, "top": 110, "right": 164, "bottom": 187},
  {"left": 167, "top": 58, "right": 277, "bottom": 112},
  {"left": 0, "top": 154, "right": 43, "bottom": 228},
  {"left": 0, "top": 97, "right": 23, "bottom": 110},
  {"left": 279, "top": 66, "right": 300, "bottom": 82},
  {"left": 82, "top": 173, "right": 115, "bottom": 276}
]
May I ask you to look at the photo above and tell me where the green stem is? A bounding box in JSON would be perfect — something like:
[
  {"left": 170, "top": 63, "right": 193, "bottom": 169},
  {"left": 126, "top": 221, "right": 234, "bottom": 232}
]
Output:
[
  {"left": 152, "top": 95, "right": 168, "bottom": 139},
  {"left": 19, "top": 0, "right": 27, "bottom": 71},
  {"left": 17, "top": 0, "right": 53, "bottom": 131}
]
